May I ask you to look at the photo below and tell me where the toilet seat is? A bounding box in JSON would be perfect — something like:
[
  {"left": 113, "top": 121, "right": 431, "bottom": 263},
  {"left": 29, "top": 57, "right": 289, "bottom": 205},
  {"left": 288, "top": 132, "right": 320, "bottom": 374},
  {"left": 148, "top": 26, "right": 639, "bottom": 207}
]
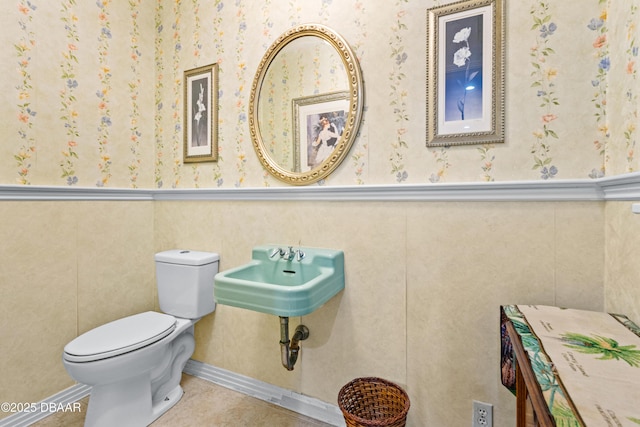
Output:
[{"left": 63, "top": 311, "right": 176, "bottom": 363}]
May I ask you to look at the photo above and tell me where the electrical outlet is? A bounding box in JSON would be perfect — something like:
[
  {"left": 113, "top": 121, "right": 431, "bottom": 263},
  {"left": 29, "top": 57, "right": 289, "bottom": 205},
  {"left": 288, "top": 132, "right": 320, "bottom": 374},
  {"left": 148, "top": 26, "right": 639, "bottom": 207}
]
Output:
[{"left": 472, "top": 400, "right": 493, "bottom": 427}]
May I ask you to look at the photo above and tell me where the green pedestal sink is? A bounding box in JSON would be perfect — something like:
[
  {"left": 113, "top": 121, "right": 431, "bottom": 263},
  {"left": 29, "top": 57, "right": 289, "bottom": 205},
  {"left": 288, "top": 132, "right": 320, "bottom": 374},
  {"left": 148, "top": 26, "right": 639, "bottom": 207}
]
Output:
[{"left": 213, "top": 245, "right": 344, "bottom": 317}]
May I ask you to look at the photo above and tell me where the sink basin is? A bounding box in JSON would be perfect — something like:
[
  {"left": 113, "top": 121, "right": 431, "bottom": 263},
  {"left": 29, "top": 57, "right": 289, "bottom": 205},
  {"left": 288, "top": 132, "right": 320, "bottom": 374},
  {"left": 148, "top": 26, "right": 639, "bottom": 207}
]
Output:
[{"left": 213, "top": 245, "right": 344, "bottom": 317}]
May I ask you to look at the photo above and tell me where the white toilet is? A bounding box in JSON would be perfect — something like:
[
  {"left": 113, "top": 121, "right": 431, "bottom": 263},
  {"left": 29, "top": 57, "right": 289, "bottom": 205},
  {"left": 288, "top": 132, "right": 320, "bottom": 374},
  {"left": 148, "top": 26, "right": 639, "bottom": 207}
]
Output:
[{"left": 62, "top": 250, "right": 219, "bottom": 427}]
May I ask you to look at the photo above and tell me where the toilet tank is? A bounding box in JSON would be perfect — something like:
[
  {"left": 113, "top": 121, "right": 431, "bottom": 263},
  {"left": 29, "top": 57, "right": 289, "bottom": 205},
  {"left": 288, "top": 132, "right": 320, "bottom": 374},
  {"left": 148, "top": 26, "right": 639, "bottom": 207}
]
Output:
[{"left": 155, "top": 250, "right": 220, "bottom": 319}]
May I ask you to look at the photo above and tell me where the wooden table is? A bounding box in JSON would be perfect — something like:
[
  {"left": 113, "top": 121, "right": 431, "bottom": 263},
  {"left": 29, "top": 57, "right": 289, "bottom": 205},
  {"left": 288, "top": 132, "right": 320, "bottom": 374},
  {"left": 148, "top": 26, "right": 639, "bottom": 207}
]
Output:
[
  {"left": 501, "top": 305, "right": 640, "bottom": 427},
  {"left": 504, "top": 318, "right": 555, "bottom": 426}
]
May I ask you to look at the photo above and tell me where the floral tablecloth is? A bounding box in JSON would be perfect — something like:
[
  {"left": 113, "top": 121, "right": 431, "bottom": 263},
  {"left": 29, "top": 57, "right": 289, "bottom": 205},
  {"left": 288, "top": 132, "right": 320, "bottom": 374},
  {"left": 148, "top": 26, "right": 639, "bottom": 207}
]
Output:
[{"left": 501, "top": 305, "right": 640, "bottom": 426}]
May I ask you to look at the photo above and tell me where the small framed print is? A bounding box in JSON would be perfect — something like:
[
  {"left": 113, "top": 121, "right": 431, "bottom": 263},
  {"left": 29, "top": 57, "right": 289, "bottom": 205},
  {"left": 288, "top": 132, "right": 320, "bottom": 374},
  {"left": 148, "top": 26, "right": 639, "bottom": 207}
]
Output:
[
  {"left": 293, "top": 91, "right": 350, "bottom": 172},
  {"left": 183, "top": 63, "right": 218, "bottom": 162},
  {"left": 427, "top": 0, "right": 504, "bottom": 147}
]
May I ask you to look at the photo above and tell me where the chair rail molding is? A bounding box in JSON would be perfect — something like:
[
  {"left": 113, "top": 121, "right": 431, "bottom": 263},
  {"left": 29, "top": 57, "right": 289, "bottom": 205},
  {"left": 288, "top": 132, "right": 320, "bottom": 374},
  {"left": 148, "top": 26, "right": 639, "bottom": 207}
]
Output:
[{"left": 2, "top": 172, "right": 640, "bottom": 202}]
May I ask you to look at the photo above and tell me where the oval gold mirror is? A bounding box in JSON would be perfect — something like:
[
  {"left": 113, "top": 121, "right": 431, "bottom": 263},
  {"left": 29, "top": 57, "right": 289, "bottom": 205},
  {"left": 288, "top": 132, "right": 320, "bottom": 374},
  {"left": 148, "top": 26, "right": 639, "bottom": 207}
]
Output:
[{"left": 249, "top": 24, "right": 364, "bottom": 185}]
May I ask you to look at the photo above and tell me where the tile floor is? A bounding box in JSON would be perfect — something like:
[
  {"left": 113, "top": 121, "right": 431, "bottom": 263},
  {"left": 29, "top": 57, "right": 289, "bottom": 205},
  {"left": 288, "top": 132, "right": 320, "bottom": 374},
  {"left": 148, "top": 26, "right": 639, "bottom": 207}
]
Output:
[{"left": 32, "top": 374, "right": 335, "bottom": 427}]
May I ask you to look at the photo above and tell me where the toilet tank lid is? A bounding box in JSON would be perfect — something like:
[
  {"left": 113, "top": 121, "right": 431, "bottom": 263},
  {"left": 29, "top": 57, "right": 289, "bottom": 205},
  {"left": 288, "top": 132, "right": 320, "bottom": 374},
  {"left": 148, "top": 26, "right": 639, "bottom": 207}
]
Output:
[{"left": 155, "top": 249, "right": 219, "bottom": 266}]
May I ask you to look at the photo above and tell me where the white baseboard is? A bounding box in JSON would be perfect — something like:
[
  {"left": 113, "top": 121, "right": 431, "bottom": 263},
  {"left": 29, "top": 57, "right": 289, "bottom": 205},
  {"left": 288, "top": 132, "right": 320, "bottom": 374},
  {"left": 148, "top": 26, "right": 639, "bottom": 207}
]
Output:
[
  {"left": 183, "top": 359, "right": 345, "bottom": 426},
  {"left": 0, "top": 360, "right": 345, "bottom": 427}
]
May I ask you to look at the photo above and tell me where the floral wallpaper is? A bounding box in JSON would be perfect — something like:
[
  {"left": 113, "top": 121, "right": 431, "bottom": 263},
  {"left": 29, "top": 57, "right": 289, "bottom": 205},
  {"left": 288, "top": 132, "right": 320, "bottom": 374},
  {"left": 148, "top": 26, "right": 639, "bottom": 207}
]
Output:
[
  {"left": 589, "top": 0, "right": 609, "bottom": 179},
  {"left": 1, "top": 0, "right": 639, "bottom": 188},
  {"left": 530, "top": 1, "right": 559, "bottom": 180},
  {"left": 58, "top": 0, "right": 81, "bottom": 186},
  {"left": 622, "top": 3, "right": 639, "bottom": 174},
  {"left": 14, "top": 0, "right": 37, "bottom": 185}
]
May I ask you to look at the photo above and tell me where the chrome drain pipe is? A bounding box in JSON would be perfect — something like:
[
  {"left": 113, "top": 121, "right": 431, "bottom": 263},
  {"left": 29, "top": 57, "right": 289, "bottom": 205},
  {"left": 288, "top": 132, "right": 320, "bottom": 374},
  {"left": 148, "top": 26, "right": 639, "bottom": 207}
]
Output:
[{"left": 279, "top": 317, "right": 310, "bottom": 371}]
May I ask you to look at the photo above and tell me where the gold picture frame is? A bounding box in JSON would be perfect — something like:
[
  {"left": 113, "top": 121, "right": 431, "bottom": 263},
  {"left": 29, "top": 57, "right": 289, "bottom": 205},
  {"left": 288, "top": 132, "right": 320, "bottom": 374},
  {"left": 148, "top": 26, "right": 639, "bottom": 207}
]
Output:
[
  {"left": 426, "top": 0, "right": 504, "bottom": 147},
  {"left": 183, "top": 63, "right": 218, "bottom": 162}
]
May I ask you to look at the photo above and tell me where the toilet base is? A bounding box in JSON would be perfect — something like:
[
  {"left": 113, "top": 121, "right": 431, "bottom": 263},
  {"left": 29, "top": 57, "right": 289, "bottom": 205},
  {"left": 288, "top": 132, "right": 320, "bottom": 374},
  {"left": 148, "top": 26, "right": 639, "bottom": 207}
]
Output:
[
  {"left": 84, "top": 374, "right": 152, "bottom": 427},
  {"left": 84, "top": 377, "right": 184, "bottom": 427},
  {"left": 151, "top": 385, "right": 184, "bottom": 423}
]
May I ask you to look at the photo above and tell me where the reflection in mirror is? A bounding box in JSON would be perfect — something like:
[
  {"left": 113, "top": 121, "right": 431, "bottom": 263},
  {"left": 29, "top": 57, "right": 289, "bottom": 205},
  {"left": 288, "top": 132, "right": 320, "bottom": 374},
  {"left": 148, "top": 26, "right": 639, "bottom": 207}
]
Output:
[
  {"left": 291, "top": 91, "right": 349, "bottom": 173},
  {"left": 258, "top": 37, "right": 348, "bottom": 172},
  {"left": 249, "top": 24, "right": 364, "bottom": 185}
]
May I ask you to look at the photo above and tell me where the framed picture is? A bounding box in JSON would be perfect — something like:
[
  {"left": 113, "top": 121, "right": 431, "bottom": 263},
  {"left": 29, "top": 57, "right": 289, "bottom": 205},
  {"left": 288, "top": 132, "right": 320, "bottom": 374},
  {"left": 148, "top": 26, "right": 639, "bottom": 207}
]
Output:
[
  {"left": 183, "top": 63, "right": 218, "bottom": 162},
  {"left": 426, "top": 0, "right": 504, "bottom": 147},
  {"left": 292, "top": 91, "right": 350, "bottom": 172}
]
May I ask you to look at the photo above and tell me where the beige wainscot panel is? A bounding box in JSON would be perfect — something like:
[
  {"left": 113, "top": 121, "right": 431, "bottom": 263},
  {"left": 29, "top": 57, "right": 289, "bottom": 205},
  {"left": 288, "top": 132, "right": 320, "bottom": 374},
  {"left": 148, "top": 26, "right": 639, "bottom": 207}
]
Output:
[
  {"left": 76, "top": 201, "right": 156, "bottom": 334},
  {"left": 0, "top": 202, "right": 78, "bottom": 416}
]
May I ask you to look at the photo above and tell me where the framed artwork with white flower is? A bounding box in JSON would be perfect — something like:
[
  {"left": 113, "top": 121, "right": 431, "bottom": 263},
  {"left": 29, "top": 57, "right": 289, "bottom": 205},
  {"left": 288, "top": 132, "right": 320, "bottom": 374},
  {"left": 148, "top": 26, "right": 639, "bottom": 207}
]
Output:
[
  {"left": 426, "top": 0, "right": 504, "bottom": 147},
  {"left": 183, "top": 63, "right": 219, "bottom": 162}
]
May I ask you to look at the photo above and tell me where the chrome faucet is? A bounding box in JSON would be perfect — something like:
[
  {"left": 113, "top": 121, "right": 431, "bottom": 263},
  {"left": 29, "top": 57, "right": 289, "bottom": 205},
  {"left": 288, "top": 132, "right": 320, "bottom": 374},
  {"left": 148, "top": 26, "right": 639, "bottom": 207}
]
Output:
[
  {"left": 283, "top": 246, "right": 295, "bottom": 261},
  {"left": 271, "top": 246, "right": 304, "bottom": 261},
  {"left": 269, "top": 247, "right": 285, "bottom": 258}
]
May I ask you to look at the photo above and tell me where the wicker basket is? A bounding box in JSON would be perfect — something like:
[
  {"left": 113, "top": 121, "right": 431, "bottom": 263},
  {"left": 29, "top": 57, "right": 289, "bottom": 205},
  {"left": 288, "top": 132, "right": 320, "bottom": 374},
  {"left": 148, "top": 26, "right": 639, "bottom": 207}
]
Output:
[{"left": 337, "top": 377, "right": 410, "bottom": 427}]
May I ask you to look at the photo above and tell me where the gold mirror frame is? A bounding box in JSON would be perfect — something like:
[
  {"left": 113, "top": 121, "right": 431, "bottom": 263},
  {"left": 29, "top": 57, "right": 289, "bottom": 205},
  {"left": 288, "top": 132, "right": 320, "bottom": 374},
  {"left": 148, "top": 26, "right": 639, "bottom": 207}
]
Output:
[{"left": 249, "top": 24, "right": 364, "bottom": 185}]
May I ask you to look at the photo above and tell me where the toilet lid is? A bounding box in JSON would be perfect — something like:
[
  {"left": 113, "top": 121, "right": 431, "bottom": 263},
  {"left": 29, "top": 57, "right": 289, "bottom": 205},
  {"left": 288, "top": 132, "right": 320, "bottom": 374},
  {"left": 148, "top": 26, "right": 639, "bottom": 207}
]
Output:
[{"left": 63, "top": 311, "right": 176, "bottom": 363}]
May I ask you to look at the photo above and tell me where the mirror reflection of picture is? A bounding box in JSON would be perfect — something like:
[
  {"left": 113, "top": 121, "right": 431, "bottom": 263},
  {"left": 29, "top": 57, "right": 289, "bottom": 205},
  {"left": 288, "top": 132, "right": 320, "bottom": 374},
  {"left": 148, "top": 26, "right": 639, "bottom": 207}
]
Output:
[
  {"left": 306, "top": 110, "right": 346, "bottom": 168},
  {"left": 293, "top": 91, "right": 350, "bottom": 173}
]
